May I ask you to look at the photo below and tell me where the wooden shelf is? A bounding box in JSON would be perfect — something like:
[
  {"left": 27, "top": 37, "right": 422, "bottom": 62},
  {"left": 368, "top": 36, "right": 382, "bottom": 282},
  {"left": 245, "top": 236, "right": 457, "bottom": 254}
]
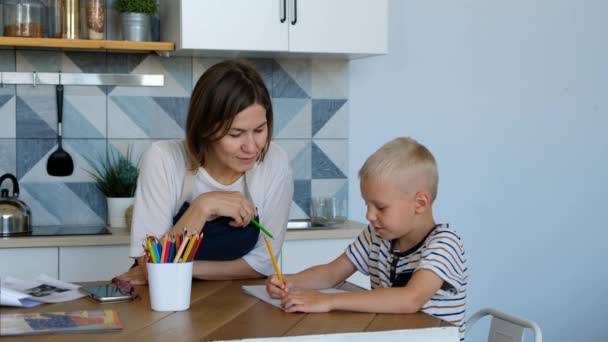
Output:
[{"left": 0, "top": 37, "right": 175, "bottom": 53}]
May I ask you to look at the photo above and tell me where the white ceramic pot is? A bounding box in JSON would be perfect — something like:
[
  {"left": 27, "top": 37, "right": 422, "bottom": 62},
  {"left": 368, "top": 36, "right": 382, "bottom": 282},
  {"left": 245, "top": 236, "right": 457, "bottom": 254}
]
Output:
[{"left": 107, "top": 197, "right": 134, "bottom": 228}]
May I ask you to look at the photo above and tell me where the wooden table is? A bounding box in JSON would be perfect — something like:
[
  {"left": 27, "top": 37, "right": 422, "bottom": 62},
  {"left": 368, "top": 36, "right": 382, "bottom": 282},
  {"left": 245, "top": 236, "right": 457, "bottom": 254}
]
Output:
[{"left": 1, "top": 279, "right": 451, "bottom": 341}]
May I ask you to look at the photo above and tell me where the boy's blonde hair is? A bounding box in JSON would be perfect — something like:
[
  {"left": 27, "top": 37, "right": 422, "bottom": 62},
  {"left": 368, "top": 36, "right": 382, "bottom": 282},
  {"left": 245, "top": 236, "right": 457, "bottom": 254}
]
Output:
[{"left": 359, "top": 137, "right": 439, "bottom": 202}]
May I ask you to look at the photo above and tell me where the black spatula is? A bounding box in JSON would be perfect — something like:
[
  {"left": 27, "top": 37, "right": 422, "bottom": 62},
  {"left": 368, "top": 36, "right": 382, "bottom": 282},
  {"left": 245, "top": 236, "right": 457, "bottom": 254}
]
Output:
[{"left": 46, "top": 84, "right": 74, "bottom": 177}]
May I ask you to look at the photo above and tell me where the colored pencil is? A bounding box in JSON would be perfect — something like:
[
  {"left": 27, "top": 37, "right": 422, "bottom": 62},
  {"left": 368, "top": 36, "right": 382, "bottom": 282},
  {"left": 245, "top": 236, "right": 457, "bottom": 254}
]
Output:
[
  {"left": 188, "top": 232, "right": 204, "bottom": 262},
  {"left": 264, "top": 237, "right": 283, "bottom": 284},
  {"left": 182, "top": 235, "right": 197, "bottom": 262},
  {"left": 173, "top": 233, "right": 190, "bottom": 263},
  {"left": 251, "top": 218, "right": 273, "bottom": 239}
]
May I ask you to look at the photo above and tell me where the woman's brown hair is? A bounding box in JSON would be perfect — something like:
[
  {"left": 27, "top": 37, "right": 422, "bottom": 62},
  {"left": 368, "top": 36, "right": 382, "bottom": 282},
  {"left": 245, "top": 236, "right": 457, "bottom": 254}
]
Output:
[{"left": 185, "top": 59, "right": 273, "bottom": 171}]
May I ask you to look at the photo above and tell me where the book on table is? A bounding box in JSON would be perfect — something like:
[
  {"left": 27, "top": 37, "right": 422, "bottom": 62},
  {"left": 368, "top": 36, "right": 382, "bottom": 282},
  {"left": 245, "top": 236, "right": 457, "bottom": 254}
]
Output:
[{"left": 0, "top": 309, "right": 122, "bottom": 336}]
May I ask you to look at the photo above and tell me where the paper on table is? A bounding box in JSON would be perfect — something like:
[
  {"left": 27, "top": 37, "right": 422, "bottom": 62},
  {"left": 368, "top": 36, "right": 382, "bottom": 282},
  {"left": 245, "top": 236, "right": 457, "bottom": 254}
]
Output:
[
  {"left": 215, "top": 327, "right": 460, "bottom": 342},
  {"left": 242, "top": 285, "right": 346, "bottom": 309},
  {"left": 0, "top": 274, "right": 85, "bottom": 307}
]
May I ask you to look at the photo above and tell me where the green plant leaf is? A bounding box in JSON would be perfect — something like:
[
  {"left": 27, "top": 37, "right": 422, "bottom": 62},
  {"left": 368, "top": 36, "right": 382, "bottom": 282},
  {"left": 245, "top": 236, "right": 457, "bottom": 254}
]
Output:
[
  {"left": 82, "top": 145, "right": 140, "bottom": 198},
  {"left": 113, "top": 0, "right": 159, "bottom": 15}
]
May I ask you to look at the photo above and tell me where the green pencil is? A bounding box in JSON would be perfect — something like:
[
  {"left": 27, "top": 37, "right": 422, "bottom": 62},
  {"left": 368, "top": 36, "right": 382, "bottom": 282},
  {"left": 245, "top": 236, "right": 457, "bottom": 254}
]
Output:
[{"left": 251, "top": 218, "right": 274, "bottom": 239}]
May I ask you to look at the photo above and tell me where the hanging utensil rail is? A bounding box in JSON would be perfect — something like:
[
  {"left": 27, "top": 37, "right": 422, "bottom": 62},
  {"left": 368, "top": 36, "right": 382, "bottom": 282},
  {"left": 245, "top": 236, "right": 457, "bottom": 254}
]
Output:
[{"left": 0, "top": 71, "right": 164, "bottom": 87}]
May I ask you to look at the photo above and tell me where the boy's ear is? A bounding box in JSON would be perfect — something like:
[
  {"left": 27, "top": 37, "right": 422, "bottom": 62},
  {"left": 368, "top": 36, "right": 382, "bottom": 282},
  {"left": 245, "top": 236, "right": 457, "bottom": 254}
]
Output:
[{"left": 414, "top": 191, "right": 431, "bottom": 213}]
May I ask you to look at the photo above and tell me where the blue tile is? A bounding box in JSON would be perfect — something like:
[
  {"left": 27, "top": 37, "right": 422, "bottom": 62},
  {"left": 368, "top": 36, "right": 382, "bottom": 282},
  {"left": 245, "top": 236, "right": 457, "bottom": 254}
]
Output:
[
  {"left": 0, "top": 50, "right": 16, "bottom": 72},
  {"left": 272, "top": 98, "right": 309, "bottom": 137},
  {"left": 312, "top": 99, "right": 347, "bottom": 136},
  {"left": 66, "top": 139, "right": 107, "bottom": 172},
  {"left": 106, "top": 53, "right": 147, "bottom": 74},
  {"left": 16, "top": 97, "right": 55, "bottom": 139},
  {"left": 17, "top": 50, "right": 62, "bottom": 72},
  {"left": 0, "top": 139, "right": 16, "bottom": 177},
  {"left": 63, "top": 98, "right": 105, "bottom": 139},
  {"left": 16, "top": 139, "right": 56, "bottom": 179},
  {"left": 66, "top": 182, "right": 106, "bottom": 222},
  {"left": 64, "top": 51, "right": 106, "bottom": 73},
  {"left": 159, "top": 57, "right": 193, "bottom": 94},
  {"left": 293, "top": 179, "right": 311, "bottom": 217},
  {"left": 247, "top": 59, "right": 273, "bottom": 94},
  {"left": 272, "top": 60, "right": 309, "bottom": 99},
  {"left": 0, "top": 50, "right": 16, "bottom": 96},
  {"left": 106, "top": 53, "right": 148, "bottom": 93},
  {"left": 21, "top": 182, "right": 105, "bottom": 225},
  {"left": 152, "top": 97, "right": 190, "bottom": 129},
  {"left": 110, "top": 96, "right": 183, "bottom": 138},
  {"left": 0, "top": 95, "right": 13, "bottom": 107},
  {"left": 311, "top": 142, "right": 346, "bottom": 179},
  {"left": 291, "top": 142, "right": 312, "bottom": 180}
]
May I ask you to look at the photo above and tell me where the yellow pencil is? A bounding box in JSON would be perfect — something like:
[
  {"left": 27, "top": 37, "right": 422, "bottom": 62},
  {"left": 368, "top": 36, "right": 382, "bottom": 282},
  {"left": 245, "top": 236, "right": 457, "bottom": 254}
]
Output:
[
  {"left": 146, "top": 238, "right": 157, "bottom": 263},
  {"left": 264, "top": 237, "right": 283, "bottom": 284},
  {"left": 181, "top": 235, "right": 197, "bottom": 262}
]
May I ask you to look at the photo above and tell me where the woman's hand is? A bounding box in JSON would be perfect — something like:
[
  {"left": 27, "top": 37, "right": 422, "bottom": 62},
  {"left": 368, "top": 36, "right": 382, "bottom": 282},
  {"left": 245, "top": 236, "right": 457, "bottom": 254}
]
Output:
[
  {"left": 170, "top": 191, "right": 255, "bottom": 237},
  {"left": 265, "top": 274, "right": 293, "bottom": 299},
  {"left": 117, "top": 262, "right": 148, "bottom": 285},
  {"left": 197, "top": 191, "right": 255, "bottom": 227}
]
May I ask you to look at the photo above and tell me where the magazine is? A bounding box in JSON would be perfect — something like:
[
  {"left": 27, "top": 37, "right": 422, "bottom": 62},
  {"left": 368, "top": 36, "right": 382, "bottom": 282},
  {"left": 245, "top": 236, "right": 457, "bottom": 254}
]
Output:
[
  {"left": 0, "top": 309, "right": 123, "bottom": 336},
  {"left": 0, "top": 274, "right": 86, "bottom": 307}
]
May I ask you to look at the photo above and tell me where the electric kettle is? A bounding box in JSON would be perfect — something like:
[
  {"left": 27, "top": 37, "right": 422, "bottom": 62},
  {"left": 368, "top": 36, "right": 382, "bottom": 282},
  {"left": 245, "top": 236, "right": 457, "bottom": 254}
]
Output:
[{"left": 0, "top": 173, "right": 32, "bottom": 236}]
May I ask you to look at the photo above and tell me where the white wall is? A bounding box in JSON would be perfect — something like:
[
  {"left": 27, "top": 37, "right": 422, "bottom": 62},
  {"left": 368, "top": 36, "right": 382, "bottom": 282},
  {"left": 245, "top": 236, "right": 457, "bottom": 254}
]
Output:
[{"left": 349, "top": 1, "right": 608, "bottom": 341}]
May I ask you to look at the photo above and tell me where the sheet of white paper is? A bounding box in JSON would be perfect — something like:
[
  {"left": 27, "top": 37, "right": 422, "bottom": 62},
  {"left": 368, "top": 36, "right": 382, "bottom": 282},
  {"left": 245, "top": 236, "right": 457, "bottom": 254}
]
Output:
[
  {"left": 215, "top": 327, "right": 460, "bottom": 342},
  {"left": 242, "top": 285, "right": 346, "bottom": 309},
  {"left": 0, "top": 274, "right": 85, "bottom": 307}
]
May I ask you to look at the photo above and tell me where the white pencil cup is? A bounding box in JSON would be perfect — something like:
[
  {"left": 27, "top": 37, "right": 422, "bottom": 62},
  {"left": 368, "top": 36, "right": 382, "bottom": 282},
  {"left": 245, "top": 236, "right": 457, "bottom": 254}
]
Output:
[{"left": 147, "top": 261, "right": 193, "bottom": 311}]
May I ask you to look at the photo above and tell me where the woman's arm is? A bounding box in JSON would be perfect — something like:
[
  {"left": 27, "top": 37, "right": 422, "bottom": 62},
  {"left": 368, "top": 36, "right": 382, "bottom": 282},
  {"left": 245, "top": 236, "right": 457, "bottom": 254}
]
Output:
[{"left": 192, "top": 258, "right": 263, "bottom": 280}]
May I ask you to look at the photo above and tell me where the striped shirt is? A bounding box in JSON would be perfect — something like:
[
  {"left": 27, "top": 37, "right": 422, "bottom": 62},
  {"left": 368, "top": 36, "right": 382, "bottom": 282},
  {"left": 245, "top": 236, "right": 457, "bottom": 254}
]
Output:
[{"left": 345, "top": 223, "right": 468, "bottom": 340}]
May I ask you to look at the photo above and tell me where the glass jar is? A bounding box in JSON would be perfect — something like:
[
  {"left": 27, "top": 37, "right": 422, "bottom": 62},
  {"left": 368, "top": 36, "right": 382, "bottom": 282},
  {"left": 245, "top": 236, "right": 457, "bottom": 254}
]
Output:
[
  {"left": 61, "top": 0, "right": 79, "bottom": 39},
  {"left": 42, "top": 0, "right": 61, "bottom": 38},
  {"left": 86, "top": 0, "right": 104, "bottom": 40},
  {"left": 3, "top": 0, "right": 45, "bottom": 37}
]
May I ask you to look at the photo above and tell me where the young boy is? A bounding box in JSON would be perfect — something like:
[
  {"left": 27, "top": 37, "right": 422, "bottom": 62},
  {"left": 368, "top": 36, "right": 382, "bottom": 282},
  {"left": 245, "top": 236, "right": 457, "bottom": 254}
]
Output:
[{"left": 266, "top": 137, "right": 467, "bottom": 340}]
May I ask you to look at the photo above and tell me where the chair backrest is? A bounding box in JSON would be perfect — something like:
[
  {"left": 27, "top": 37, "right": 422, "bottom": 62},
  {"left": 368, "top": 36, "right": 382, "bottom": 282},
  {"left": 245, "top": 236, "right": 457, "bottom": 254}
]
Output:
[{"left": 467, "top": 307, "right": 542, "bottom": 342}]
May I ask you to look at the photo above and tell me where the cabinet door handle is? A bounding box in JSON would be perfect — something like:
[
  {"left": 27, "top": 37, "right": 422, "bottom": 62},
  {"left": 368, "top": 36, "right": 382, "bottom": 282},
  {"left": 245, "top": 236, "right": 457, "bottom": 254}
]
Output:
[
  {"left": 280, "top": 0, "right": 286, "bottom": 23},
  {"left": 291, "top": 0, "right": 297, "bottom": 25}
]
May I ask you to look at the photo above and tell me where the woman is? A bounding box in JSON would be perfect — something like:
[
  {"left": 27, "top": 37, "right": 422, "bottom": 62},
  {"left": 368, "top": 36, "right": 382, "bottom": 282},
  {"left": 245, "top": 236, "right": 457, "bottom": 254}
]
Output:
[{"left": 119, "top": 59, "right": 293, "bottom": 284}]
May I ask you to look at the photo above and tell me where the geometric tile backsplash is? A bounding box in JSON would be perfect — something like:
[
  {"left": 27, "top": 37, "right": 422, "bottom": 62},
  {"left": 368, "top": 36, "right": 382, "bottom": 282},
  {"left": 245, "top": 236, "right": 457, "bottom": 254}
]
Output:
[{"left": 0, "top": 49, "right": 349, "bottom": 226}]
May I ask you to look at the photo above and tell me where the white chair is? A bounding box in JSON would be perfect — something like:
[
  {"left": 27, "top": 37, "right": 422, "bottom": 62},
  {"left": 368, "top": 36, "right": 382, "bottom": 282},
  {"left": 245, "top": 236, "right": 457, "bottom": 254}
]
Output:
[{"left": 467, "top": 307, "right": 542, "bottom": 342}]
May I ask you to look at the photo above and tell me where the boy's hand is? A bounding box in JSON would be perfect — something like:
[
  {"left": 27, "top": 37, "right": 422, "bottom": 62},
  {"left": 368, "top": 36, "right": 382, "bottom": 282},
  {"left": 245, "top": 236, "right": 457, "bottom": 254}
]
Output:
[
  {"left": 281, "top": 290, "right": 332, "bottom": 313},
  {"left": 265, "top": 275, "right": 292, "bottom": 299}
]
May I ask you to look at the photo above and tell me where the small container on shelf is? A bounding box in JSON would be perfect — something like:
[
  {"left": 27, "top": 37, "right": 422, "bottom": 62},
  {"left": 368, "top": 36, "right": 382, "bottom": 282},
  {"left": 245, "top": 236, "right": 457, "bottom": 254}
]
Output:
[
  {"left": 3, "top": 0, "right": 45, "bottom": 38},
  {"left": 61, "top": 0, "right": 80, "bottom": 39},
  {"left": 42, "top": 0, "right": 62, "bottom": 38},
  {"left": 86, "top": 0, "right": 105, "bottom": 40}
]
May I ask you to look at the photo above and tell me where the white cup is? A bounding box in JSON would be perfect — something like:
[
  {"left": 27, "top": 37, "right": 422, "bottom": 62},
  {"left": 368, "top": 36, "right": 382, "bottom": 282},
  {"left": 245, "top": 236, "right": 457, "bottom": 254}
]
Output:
[{"left": 147, "top": 261, "right": 193, "bottom": 311}]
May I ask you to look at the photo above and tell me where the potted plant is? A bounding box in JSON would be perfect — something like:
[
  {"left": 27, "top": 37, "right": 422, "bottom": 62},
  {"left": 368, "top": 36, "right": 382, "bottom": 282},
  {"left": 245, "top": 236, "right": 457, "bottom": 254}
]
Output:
[
  {"left": 113, "top": 0, "right": 158, "bottom": 41},
  {"left": 86, "top": 147, "right": 139, "bottom": 228}
]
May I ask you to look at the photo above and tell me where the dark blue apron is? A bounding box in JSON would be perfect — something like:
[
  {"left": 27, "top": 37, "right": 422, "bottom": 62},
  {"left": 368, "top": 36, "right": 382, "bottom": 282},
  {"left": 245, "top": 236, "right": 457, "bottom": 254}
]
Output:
[{"left": 172, "top": 201, "right": 260, "bottom": 261}]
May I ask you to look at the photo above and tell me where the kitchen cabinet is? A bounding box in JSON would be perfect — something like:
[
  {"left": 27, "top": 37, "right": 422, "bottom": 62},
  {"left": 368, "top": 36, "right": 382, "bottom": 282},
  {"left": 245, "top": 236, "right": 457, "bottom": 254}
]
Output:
[
  {"left": 0, "top": 247, "right": 58, "bottom": 280},
  {"left": 0, "top": 246, "right": 130, "bottom": 282},
  {"left": 160, "top": 0, "right": 388, "bottom": 57},
  {"left": 59, "top": 246, "right": 132, "bottom": 282},
  {"left": 281, "top": 239, "right": 370, "bottom": 289}
]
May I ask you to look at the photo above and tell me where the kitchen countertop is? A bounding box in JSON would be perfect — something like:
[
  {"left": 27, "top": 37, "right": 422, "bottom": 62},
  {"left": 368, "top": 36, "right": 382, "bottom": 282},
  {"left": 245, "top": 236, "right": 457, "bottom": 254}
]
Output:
[{"left": 0, "top": 220, "right": 367, "bottom": 248}]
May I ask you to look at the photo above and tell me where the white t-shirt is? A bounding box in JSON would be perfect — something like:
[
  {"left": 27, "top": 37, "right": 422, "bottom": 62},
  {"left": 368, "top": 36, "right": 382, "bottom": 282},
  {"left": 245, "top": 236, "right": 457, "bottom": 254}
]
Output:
[{"left": 129, "top": 140, "right": 294, "bottom": 275}]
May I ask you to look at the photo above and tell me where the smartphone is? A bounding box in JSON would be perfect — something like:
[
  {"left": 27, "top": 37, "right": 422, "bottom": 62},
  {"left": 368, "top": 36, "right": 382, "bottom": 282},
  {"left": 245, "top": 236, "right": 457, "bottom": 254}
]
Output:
[{"left": 79, "top": 284, "right": 135, "bottom": 303}]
